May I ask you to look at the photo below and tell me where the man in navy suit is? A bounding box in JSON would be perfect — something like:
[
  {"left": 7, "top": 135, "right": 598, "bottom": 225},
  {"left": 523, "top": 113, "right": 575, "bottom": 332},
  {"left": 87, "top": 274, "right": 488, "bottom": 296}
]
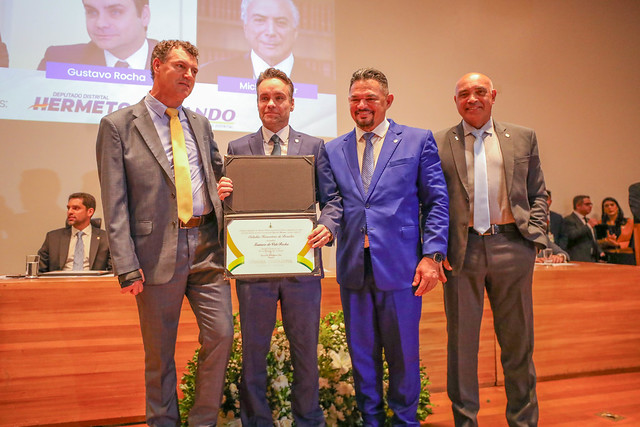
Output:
[
  {"left": 546, "top": 190, "right": 564, "bottom": 246},
  {"left": 321, "top": 68, "right": 449, "bottom": 425},
  {"left": 217, "top": 68, "right": 340, "bottom": 426},
  {"left": 38, "top": 0, "right": 156, "bottom": 70}
]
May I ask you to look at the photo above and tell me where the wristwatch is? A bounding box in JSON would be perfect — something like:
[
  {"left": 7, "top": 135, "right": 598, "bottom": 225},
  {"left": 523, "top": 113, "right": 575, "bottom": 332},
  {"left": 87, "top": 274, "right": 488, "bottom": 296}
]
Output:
[{"left": 425, "top": 252, "right": 444, "bottom": 263}]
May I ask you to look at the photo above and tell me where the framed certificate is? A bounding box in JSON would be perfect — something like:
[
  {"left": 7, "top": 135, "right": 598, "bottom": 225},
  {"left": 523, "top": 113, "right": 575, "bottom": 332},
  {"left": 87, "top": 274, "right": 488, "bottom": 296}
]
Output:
[
  {"left": 225, "top": 214, "right": 320, "bottom": 278},
  {"left": 222, "top": 156, "right": 320, "bottom": 279}
]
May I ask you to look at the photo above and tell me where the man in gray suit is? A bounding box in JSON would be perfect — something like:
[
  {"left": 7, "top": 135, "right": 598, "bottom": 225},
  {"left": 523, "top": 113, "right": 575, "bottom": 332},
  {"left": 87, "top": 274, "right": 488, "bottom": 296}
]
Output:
[
  {"left": 37, "top": 192, "right": 110, "bottom": 272},
  {"left": 217, "top": 68, "right": 339, "bottom": 426},
  {"left": 96, "top": 40, "right": 233, "bottom": 426},
  {"left": 435, "top": 72, "right": 548, "bottom": 426}
]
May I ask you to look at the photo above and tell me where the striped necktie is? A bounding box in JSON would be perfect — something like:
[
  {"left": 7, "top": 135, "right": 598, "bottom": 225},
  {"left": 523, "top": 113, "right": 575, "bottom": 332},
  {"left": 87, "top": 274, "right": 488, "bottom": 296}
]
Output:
[{"left": 361, "top": 132, "right": 375, "bottom": 193}]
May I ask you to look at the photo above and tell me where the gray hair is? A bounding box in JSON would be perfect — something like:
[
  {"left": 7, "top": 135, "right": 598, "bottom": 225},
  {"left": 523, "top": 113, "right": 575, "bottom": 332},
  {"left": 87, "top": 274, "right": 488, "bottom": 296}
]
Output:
[{"left": 241, "top": 0, "right": 300, "bottom": 27}]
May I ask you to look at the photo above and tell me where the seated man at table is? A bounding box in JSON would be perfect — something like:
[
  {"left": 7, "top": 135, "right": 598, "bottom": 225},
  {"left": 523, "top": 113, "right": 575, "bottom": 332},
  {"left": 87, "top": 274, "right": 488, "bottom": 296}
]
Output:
[{"left": 37, "top": 192, "right": 111, "bottom": 272}]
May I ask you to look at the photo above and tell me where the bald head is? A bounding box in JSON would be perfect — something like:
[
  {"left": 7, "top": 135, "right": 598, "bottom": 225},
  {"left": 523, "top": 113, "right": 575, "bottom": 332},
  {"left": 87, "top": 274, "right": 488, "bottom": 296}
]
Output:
[{"left": 454, "top": 72, "right": 496, "bottom": 129}]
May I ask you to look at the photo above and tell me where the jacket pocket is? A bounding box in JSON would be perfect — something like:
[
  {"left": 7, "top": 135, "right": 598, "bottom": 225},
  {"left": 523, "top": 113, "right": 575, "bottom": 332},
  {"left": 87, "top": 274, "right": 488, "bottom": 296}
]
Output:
[{"left": 134, "top": 220, "right": 153, "bottom": 236}]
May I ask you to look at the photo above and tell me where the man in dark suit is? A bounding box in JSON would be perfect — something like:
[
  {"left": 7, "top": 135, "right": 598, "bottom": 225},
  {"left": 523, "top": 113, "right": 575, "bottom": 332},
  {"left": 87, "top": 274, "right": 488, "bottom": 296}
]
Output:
[
  {"left": 217, "top": 68, "right": 339, "bottom": 426},
  {"left": 37, "top": 192, "right": 110, "bottom": 272},
  {"left": 198, "top": 0, "right": 335, "bottom": 93},
  {"left": 435, "top": 72, "right": 548, "bottom": 426},
  {"left": 629, "top": 182, "right": 640, "bottom": 223},
  {"left": 38, "top": 0, "right": 156, "bottom": 70},
  {"left": 96, "top": 40, "right": 232, "bottom": 426},
  {"left": 546, "top": 190, "right": 565, "bottom": 246},
  {"left": 321, "top": 68, "right": 449, "bottom": 425},
  {"left": 562, "top": 195, "right": 602, "bottom": 262}
]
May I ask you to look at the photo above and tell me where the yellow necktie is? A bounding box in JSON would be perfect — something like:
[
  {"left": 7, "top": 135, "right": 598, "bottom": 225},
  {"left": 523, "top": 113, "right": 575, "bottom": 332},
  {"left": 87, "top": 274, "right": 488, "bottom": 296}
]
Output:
[{"left": 166, "top": 108, "right": 193, "bottom": 223}]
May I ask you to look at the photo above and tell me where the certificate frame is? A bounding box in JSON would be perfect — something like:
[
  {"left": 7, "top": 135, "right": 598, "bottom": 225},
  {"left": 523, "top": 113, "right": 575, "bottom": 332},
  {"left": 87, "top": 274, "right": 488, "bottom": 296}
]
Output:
[
  {"left": 223, "top": 155, "right": 316, "bottom": 214},
  {"left": 222, "top": 155, "right": 320, "bottom": 279},
  {"left": 225, "top": 213, "right": 321, "bottom": 279}
]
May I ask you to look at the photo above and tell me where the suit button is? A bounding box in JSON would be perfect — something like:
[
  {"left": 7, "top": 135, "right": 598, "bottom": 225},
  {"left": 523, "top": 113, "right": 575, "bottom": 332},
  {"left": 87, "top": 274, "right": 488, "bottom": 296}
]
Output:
[
  {"left": 365, "top": 204, "right": 370, "bottom": 209},
  {"left": 172, "top": 221, "right": 177, "bottom": 228},
  {"left": 171, "top": 193, "right": 176, "bottom": 199},
  {"left": 360, "top": 227, "right": 365, "bottom": 233}
]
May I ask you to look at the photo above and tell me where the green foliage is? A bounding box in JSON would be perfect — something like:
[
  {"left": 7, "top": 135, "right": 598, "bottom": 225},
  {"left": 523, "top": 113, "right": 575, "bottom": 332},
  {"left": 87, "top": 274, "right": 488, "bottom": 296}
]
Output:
[{"left": 179, "top": 311, "right": 431, "bottom": 426}]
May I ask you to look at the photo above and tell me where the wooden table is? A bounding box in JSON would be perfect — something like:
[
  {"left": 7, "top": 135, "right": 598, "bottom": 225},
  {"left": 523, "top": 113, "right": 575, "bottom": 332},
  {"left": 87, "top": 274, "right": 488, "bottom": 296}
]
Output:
[{"left": 1, "top": 262, "right": 639, "bottom": 426}]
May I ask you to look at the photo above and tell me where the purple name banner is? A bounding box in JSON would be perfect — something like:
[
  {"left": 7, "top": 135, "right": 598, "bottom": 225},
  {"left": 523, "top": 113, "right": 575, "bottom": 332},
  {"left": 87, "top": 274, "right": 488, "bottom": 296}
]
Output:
[
  {"left": 45, "top": 62, "right": 152, "bottom": 86},
  {"left": 217, "top": 76, "right": 318, "bottom": 99}
]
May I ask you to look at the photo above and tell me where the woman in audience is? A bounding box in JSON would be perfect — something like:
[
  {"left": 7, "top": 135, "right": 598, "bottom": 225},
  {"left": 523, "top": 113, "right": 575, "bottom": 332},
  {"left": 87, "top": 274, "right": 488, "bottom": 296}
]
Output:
[
  {"left": 598, "top": 197, "right": 635, "bottom": 265},
  {"left": 598, "top": 197, "right": 634, "bottom": 249}
]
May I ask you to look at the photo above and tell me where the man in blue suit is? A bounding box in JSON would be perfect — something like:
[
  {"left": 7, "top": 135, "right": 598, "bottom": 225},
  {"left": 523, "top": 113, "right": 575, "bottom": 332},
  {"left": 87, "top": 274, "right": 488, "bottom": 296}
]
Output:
[
  {"left": 321, "top": 68, "right": 449, "bottom": 425},
  {"left": 217, "top": 68, "right": 340, "bottom": 426}
]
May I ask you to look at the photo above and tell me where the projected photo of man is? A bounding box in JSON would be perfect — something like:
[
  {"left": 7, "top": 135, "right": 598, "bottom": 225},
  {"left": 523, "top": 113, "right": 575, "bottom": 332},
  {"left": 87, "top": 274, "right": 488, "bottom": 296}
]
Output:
[
  {"left": 0, "top": 33, "right": 8, "bottom": 67},
  {"left": 198, "top": 0, "right": 335, "bottom": 93},
  {"left": 37, "top": 0, "right": 157, "bottom": 70}
]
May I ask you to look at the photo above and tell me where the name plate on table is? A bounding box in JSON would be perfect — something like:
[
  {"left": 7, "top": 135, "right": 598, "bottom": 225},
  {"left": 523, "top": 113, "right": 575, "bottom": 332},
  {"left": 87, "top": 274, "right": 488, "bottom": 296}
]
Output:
[
  {"left": 223, "top": 155, "right": 320, "bottom": 279},
  {"left": 226, "top": 216, "right": 318, "bottom": 277}
]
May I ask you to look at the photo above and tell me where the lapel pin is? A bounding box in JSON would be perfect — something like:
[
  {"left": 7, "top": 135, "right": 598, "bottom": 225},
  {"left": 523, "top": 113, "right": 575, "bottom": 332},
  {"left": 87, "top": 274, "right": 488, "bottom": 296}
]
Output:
[
  {"left": 393, "top": 139, "right": 399, "bottom": 144},
  {"left": 294, "top": 138, "right": 300, "bottom": 143},
  {"left": 454, "top": 136, "right": 459, "bottom": 141},
  {"left": 505, "top": 133, "right": 510, "bottom": 137}
]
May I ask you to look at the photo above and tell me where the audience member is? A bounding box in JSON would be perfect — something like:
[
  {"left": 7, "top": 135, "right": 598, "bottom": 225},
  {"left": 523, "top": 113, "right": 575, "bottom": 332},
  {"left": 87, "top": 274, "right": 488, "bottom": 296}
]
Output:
[
  {"left": 38, "top": 0, "right": 157, "bottom": 70},
  {"left": 546, "top": 190, "right": 565, "bottom": 246},
  {"left": 597, "top": 197, "right": 635, "bottom": 265},
  {"left": 37, "top": 192, "right": 110, "bottom": 272},
  {"left": 629, "top": 182, "right": 640, "bottom": 223},
  {"left": 597, "top": 197, "right": 634, "bottom": 249},
  {"left": 562, "top": 195, "right": 603, "bottom": 262}
]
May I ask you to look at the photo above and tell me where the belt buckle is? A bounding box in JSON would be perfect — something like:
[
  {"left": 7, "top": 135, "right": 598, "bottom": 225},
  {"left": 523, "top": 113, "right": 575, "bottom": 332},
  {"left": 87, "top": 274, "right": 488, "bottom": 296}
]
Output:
[
  {"left": 179, "top": 216, "right": 200, "bottom": 229},
  {"left": 489, "top": 224, "right": 499, "bottom": 235}
]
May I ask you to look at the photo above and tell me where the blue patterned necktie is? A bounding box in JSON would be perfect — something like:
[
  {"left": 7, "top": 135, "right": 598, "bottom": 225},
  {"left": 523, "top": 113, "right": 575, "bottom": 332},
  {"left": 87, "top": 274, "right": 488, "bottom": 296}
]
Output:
[
  {"left": 73, "top": 231, "right": 84, "bottom": 271},
  {"left": 473, "top": 130, "right": 490, "bottom": 234},
  {"left": 361, "top": 132, "right": 375, "bottom": 193},
  {"left": 270, "top": 134, "right": 282, "bottom": 156}
]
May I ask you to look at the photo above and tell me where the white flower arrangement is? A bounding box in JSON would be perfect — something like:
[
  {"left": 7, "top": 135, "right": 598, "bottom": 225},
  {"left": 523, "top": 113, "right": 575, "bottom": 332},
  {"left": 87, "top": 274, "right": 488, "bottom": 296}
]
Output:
[{"left": 179, "top": 311, "right": 432, "bottom": 426}]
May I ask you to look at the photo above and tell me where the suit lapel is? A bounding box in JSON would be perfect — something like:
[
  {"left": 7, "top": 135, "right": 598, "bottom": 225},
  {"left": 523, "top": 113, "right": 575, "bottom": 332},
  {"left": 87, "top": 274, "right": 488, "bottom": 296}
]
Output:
[
  {"left": 287, "top": 127, "right": 302, "bottom": 156},
  {"left": 341, "top": 131, "right": 366, "bottom": 198},
  {"left": 133, "top": 101, "right": 174, "bottom": 185},
  {"left": 59, "top": 228, "right": 72, "bottom": 268},
  {"left": 494, "top": 120, "right": 514, "bottom": 194},
  {"left": 451, "top": 122, "right": 470, "bottom": 197},
  {"left": 89, "top": 226, "right": 99, "bottom": 268},
  {"left": 186, "top": 108, "right": 208, "bottom": 168},
  {"left": 185, "top": 108, "right": 224, "bottom": 235},
  {"left": 249, "top": 131, "right": 265, "bottom": 155},
  {"left": 366, "top": 123, "right": 402, "bottom": 199}
]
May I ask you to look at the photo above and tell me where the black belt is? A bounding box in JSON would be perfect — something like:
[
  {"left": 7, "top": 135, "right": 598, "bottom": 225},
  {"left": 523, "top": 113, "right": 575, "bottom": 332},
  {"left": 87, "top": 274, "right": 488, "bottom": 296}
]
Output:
[
  {"left": 179, "top": 211, "right": 215, "bottom": 229},
  {"left": 468, "top": 223, "right": 518, "bottom": 236}
]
